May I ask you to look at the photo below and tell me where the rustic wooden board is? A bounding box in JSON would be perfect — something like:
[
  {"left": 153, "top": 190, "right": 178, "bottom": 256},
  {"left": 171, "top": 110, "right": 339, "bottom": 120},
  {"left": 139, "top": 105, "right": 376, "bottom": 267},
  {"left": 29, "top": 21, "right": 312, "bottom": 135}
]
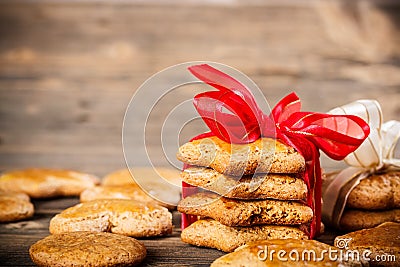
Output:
[
  {"left": 0, "top": 197, "right": 342, "bottom": 267},
  {"left": 0, "top": 198, "right": 227, "bottom": 267},
  {"left": 0, "top": 1, "right": 399, "bottom": 175}
]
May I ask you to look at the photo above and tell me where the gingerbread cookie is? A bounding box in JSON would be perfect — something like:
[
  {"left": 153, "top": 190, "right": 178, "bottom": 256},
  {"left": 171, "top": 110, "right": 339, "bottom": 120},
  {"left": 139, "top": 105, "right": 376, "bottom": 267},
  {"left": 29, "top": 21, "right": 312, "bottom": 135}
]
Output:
[
  {"left": 335, "top": 222, "right": 400, "bottom": 267},
  {"left": 0, "top": 168, "right": 100, "bottom": 198},
  {"left": 177, "top": 136, "right": 305, "bottom": 176},
  {"left": 50, "top": 199, "right": 172, "bottom": 237},
  {"left": 0, "top": 191, "right": 34, "bottom": 223},
  {"left": 102, "top": 167, "right": 181, "bottom": 187},
  {"left": 30, "top": 232, "right": 146, "bottom": 267},
  {"left": 340, "top": 209, "right": 400, "bottom": 231},
  {"left": 178, "top": 192, "right": 313, "bottom": 226},
  {"left": 181, "top": 219, "right": 308, "bottom": 252},
  {"left": 211, "top": 239, "right": 348, "bottom": 267},
  {"left": 80, "top": 185, "right": 176, "bottom": 210},
  {"left": 181, "top": 167, "right": 307, "bottom": 200},
  {"left": 101, "top": 168, "right": 181, "bottom": 206},
  {"left": 347, "top": 171, "right": 400, "bottom": 210}
]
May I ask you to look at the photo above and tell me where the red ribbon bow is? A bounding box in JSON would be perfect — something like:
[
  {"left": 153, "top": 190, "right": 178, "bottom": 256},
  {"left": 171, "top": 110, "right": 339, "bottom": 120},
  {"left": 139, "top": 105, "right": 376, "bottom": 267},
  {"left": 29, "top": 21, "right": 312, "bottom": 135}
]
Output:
[{"left": 182, "top": 64, "right": 370, "bottom": 238}]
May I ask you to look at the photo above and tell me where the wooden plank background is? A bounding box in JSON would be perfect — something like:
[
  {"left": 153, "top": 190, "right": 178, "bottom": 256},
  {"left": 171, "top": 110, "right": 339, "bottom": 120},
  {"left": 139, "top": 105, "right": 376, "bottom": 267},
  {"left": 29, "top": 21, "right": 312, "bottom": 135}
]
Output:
[
  {"left": 0, "top": 1, "right": 399, "bottom": 266},
  {"left": 0, "top": 1, "right": 399, "bottom": 175}
]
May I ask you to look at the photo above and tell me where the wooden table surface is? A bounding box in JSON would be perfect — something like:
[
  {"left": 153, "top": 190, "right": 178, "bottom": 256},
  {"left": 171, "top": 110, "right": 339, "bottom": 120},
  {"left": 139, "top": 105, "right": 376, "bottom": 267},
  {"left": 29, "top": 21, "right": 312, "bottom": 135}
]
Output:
[
  {"left": 0, "top": 197, "right": 229, "bottom": 267},
  {"left": 0, "top": 1, "right": 399, "bottom": 266},
  {"left": 0, "top": 197, "right": 339, "bottom": 267}
]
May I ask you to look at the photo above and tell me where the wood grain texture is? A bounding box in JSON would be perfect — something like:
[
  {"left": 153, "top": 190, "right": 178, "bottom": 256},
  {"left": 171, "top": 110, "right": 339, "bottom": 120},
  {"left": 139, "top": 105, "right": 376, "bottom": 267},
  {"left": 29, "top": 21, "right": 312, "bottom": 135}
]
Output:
[
  {"left": 0, "top": 197, "right": 226, "bottom": 267},
  {"left": 0, "top": 197, "right": 340, "bottom": 267},
  {"left": 0, "top": 2, "right": 399, "bottom": 175},
  {"left": 0, "top": 2, "right": 398, "bottom": 266}
]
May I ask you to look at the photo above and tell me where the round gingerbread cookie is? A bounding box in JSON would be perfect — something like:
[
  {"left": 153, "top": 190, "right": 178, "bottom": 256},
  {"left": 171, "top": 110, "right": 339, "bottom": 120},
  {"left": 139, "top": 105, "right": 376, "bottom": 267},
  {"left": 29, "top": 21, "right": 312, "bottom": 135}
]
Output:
[
  {"left": 0, "top": 192, "right": 34, "bottom": 223},
  {"left": 49, "top": 199, "right": 173, "bottom": 237},
  {"left": 0, "top": 168, "right": 100, "bottom": 198},
  {"left": 29, "top": 232, "right": 146, "bottom": 267}
]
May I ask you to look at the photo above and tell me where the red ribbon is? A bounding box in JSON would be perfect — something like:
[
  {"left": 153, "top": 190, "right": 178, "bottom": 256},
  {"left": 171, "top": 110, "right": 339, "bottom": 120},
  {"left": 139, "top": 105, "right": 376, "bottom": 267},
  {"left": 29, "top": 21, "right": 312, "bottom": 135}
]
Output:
[{"left": 181, "top": 64, "right": 370, "bottom": 238}]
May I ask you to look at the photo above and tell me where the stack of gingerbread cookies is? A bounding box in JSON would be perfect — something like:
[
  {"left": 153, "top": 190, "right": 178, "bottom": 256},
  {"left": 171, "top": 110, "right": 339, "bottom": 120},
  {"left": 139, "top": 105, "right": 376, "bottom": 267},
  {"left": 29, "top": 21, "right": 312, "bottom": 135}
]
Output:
[
  {"left": 339, "top": 171, "right": 400, "bottom": 231},
  {"left": 177, "top": 136, "right": 314, "bottom": 252}
]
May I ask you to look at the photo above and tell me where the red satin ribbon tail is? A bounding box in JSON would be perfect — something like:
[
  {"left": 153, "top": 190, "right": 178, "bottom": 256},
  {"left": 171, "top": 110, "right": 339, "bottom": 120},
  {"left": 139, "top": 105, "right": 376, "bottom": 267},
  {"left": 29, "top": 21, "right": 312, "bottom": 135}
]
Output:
[
  {"left": 181, "top": 132, "right": 216, "bottom": 229},
  {"left": 181, "top": 181, "right": 198, "bottom": 229},
  {"left": 277, "top": 133, "right": 321, "bottom": 239},
  {"left": 306, "top": 151, "right": 322, "bottom": 238}
]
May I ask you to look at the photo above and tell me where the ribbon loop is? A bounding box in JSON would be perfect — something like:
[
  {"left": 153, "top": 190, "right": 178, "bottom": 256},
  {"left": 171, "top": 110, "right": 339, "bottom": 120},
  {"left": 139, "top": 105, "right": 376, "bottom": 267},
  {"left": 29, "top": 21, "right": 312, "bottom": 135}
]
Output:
[
  {"left": 382, "top": 120, "right": 400, "bottom": 166},
  {"left": 323, "top": 100, "right": 400, "bottom": 228},
  {"left": 329, "top": 100, "right": 383, "bottom": 168},
  {"left": 190, "top": 65, "right": 264, "bottom": 143}
]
